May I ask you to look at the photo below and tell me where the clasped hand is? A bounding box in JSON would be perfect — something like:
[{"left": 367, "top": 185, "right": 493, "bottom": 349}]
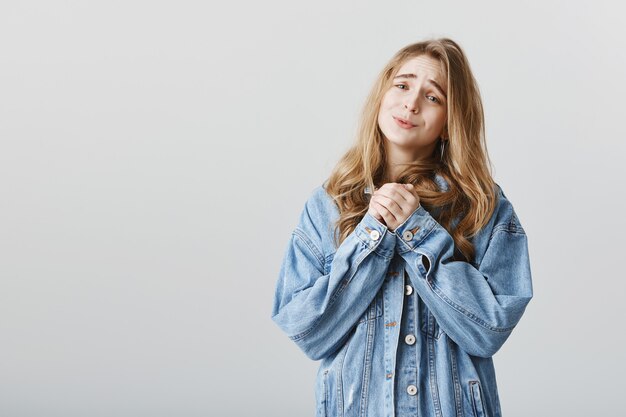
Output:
[{"left": 367, "top": 183, "right": 421, "bottom": 232}]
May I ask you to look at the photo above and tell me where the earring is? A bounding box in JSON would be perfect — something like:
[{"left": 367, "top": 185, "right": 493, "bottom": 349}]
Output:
[{"left": 440, "top": 138, "right": 446, "bottom": 161}]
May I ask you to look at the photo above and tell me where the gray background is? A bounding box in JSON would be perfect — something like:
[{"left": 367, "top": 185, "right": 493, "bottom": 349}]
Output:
[{"left": 1, "top": 1, "right": 624, "bottom": 416}]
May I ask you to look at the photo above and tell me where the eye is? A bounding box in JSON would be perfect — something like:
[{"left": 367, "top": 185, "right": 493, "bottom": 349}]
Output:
[
  {"left": 427, "top": 95, "right": 440, "bottom": 103},
  {"left": 394, "top": 83, "right": 408, "bottom": 90}
]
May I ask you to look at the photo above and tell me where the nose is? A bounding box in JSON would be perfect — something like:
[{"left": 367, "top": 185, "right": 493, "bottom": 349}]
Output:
[{"left": 404, "top": 95, "right": 419, "bottom": 114}]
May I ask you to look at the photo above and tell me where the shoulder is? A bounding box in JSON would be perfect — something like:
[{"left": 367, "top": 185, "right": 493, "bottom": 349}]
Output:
[
  {"left": 293, "top": 183, "right": 341, "bottom": 252},
  {"left": 303, "top": 183, "right": 340, "bottom": 225},
  {"left": 489, "top": 183, "right": 526, "bottom": 235},
  {"left": 468, "top": 183, "right": 528, "bottom": 266},
  {"left": 436, "top": 174, "right": 524, "bottom": 235}
]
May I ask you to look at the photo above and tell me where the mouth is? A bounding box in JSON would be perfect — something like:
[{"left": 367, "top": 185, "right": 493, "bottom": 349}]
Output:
[{"left": 393, "top": 116, "right": 417, "bottom": 129}]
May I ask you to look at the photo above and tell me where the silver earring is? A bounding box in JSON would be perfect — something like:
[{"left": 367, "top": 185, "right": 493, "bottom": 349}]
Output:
[{"left": 440, "top": 138, "right": 446, "bottom": 161}]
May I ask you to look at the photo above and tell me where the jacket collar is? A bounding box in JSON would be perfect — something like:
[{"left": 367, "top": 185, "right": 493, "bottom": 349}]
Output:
[
  {"left": 434, "top": 172, "right": 450, "bottom": 192},
  {"left": 363, "top": 173, "right": 450, "bottom": 194}
]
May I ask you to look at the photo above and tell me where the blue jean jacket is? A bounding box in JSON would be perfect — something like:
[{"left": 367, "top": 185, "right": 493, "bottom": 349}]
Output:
[{"left": 271, "top": 175, "right": 533, "bottom": 417}]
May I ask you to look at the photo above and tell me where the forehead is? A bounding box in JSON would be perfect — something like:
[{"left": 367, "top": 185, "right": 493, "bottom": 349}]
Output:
[{"left": 395, "top": 55, "right": 446, "bottom": 87}]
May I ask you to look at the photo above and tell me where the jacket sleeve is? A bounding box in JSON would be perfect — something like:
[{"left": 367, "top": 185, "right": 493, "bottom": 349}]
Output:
[
  {"left": 393, "top": 201, "right": 533, "bottom": 358},
  {"left": 271, "top": 200, "right": 396, "bottom": 361}
]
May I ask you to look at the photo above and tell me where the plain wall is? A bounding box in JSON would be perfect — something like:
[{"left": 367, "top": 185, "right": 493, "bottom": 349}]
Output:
[{"left": 1, "top": 1, "right": 624, "bottom": 416}]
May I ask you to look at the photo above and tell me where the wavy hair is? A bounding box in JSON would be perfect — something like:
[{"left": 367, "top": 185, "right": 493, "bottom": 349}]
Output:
[{"left": 325, "top": 37, "right": 497, "bottom": 263}]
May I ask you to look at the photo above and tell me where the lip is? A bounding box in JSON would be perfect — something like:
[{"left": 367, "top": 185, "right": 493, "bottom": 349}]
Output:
[{"left": 393, "top": 116, "right": 417, "bottom": 129}]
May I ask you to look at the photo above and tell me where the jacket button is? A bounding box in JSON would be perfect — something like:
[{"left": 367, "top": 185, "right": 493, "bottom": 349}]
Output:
[
  {"left": 402, "top": 230, "right": 414, "bottom": 241},
  {"left": 405, "top": 334, "right": 416, "bottom": 345},
  {"left": 369, "top": 230, "right": 380, "bottom": 241},
  {"left": 405, "top": 285, "right": 413, "bottom": 296},
  {"left": 407, "top": 385, "right": 417, "bottom": 395}
]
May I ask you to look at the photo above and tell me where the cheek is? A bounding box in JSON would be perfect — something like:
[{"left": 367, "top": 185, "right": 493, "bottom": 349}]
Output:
[
  {"left": 377, "top": 102, "right": 390, "bottom": 120},
  {"left": 376, "top": 107, "right": 383, "bottom": 123},
  {"left": 427, "top": 109, "right": 446, "bottom": 127},
  {"left": 379, "top": 92, "right": 395, "bottom": 110},
  {"left": 439, "top": 111, "right": 447, "bottom": 126}
]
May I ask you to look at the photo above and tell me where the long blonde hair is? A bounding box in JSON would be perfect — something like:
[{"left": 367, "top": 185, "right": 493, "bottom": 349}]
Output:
[{"left": 325, "top": 37, "right": 497, "bottom": 263}]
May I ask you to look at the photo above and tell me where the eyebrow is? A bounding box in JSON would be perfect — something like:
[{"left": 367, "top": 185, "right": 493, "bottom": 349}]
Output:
[{"left": 393, "top": 73, "right": 447, "bottom": 98}]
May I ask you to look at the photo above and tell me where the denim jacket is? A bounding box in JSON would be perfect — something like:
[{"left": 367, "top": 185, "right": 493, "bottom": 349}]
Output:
[{"left": 271, "top": 174, "right": 533, "bottom": 417}]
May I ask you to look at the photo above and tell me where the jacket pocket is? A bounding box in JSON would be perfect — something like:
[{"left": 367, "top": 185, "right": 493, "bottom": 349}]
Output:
[
  {"left": 469, "top": 380, "right": 487, "bottom": 417},
  {"left": 322, "top": 369, "right": 329, "bottom": 417}
]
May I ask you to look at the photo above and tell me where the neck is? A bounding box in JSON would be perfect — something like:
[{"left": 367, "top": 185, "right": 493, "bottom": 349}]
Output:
[
  {"left": 383, "top": 140, "right": 435, "bottom": 183},
  {"left": 384, "top": 141, "right": 419, "bottom": 182}
]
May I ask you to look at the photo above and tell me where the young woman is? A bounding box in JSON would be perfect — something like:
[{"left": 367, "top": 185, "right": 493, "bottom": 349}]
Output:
[{"left": 271, "top": 38, "right": 533, "bottom": 417}]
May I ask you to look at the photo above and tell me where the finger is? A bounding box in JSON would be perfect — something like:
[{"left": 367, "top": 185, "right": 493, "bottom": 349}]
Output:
[
  {"left": 405, "top": 184, "right": 421, "bottom": 206},
  {"left": 375, "top": 184, "right": 414, "bottom": 212},
  {"left": 372, "top": 199, "right": 398, "bottom": 224},
  {"left": 372, "top": 195, "right": 400, "bottom": 222},
  {"left": 369, "top": 205, "right": 384, "bottom": 221},
  {"left": 378, "top": 183, "right": 414, "bottom": 204},
  {"left": 373, "top": 192, "right": 406, "bottom": 220},
  {"left": 394, "top": 183, "right": 416, "bottom": 204},
  {"left": 373, "top": 193, "right": 403, "bottom": 215}
]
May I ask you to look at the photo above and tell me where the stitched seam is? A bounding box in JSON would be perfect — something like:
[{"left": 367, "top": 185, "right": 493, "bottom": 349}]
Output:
[
  {"left": 289, "top": 239, "right": 373, "bottom": 341},
  {"left": 337, "top": 335, "right": 350, "bottom": 417},
  {"left": 490, "top": 223, "right": 526, "bottom": 237},
  {"left": 428, "top": 323, "right": 443, "bottom": 417},
  {"left": 293, "top": 227, "right": 325, "bottom": 270},
  {"left": 358, "top": 292, "right": 383, "bottom": 324},
  {"left": 470, "top": 381, "right": 479, "bottom": 417},
  {"left": 370, "top": 216, "right": 387, "bottom": 230},
  {"left": 359, "top": 315, "right": 375, "bottom": 417},
  {"left": 372, "top": 231, "right": 395, "bottom": 260},
  {"left": 427, "top": 279, "right": 515, "bottom": 332},
  {"left": 448, "top": 337, "right": 463, "bottom": 417},
  {"left": 396, "top": 220, "right": 438, "bottom": 253},
  {"left": 324, "top": 253, "right": 335, "bottom": 275},
  {"left": 323, "top": 370, "right": 329, "bottom": 417},
  {"left": 480, "top": 227, "right": 527, "bottom": 270},
  {"left": 490, "top": 208, "right": 526, "bottom": 237}
]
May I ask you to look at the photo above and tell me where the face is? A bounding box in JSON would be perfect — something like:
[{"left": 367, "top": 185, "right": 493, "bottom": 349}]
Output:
[{"left": 377, "top": 55, "right": 448, "bottom": 158}]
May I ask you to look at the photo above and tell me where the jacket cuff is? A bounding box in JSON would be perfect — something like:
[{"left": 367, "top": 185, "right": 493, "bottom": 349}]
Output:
[
  {"left": 393, "top": 205, "right": 438, "bottom": 254},
  {"left": 354, "top": 212, "right": 396, "bottom": 259}
]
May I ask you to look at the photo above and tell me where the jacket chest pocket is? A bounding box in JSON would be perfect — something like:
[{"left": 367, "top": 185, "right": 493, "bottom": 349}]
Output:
[{"left": 419, "top": 297, "right": 442, "bottom": 339}]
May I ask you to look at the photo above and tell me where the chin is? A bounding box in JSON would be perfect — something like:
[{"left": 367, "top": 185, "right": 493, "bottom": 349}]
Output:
[{"left": 385, "top": 134, "right": 416, "bottom": 147}]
